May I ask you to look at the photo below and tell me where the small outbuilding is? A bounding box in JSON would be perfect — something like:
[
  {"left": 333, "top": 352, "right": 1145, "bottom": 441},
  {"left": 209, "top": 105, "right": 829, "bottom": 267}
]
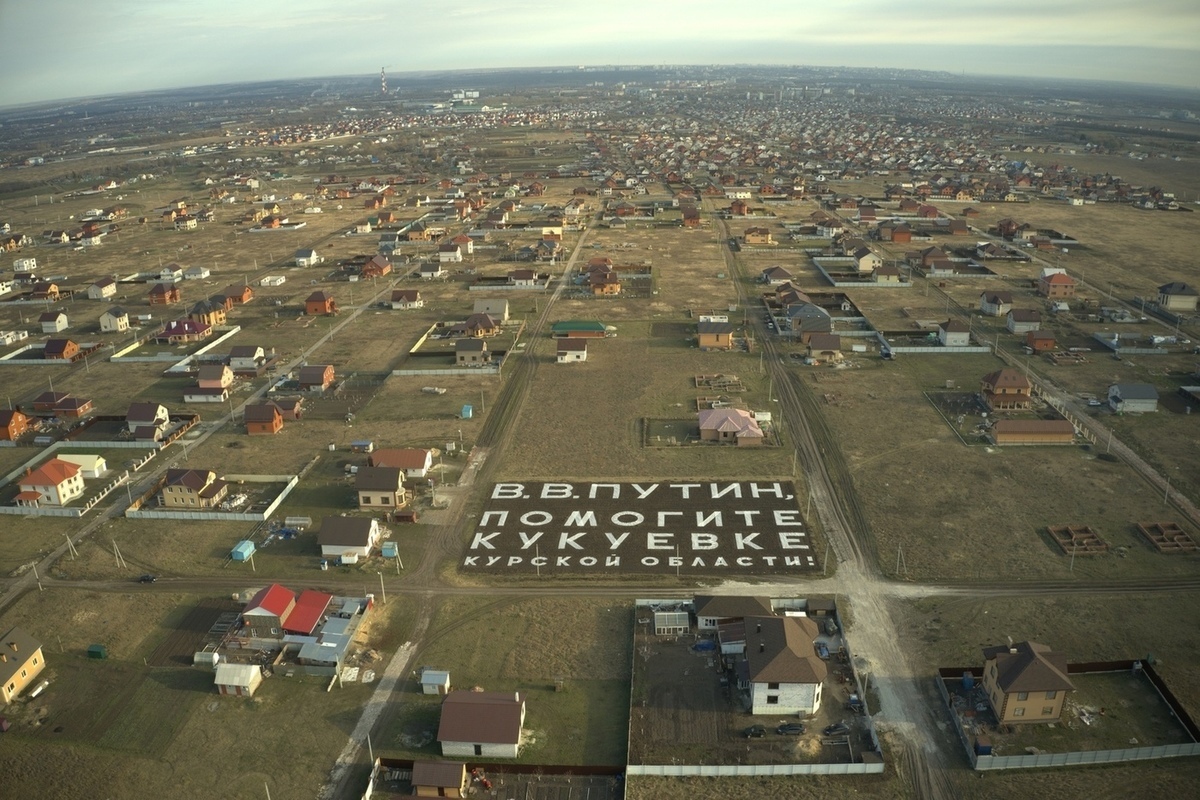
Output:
[
  {"left": 421, "top": 668, "right": 451, "bottom": 695},
  {"left": 410, "top": 761, "right": 467, "bottom": 799},
  {"left": 214, "top": 662, "right": 263, "bottom": 697}
]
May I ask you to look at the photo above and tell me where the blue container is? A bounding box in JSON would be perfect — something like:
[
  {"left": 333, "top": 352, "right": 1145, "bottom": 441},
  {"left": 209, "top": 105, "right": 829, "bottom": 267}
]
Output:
[
  {"left": 461, "top": 404, "right": 473, "bottom": 419},
  {"left": 381, "top": 541, "right": 398, "bottom": 558},
  {"left": 231, "top": 540, "right": 256, "bottom": 562},
  {"left": 962, "top": 671, "right": 975, "bottom": 691}
]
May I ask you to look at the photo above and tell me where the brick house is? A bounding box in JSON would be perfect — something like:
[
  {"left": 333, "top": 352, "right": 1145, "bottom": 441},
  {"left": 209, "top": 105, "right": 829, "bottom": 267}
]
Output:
[{"left": 982, "top": 641, "right": 1073, "bottom": 724}]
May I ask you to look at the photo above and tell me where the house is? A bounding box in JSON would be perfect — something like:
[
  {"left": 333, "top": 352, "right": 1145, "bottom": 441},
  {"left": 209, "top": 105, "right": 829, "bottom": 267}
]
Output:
[
  {"left": 438, "top": 243, "right": 463, "bottom": 263},
  {"left": 298, "top": 364, "right": 335, "bottom": 391},
  {"left": 437, "top": 690, "right": 526, "bottom": 759},
  {"left": 588, "top": 269, "right": 621, "bottom": 295},
  {"left": 979, "top": 291, "right": 1014, "bottom": 317},
  {"left": 980, "top": 369, "right": 1033, "bottom": 411},
  {"left": 305, "top": 291, "right": 338, "bottom": 316},
  {"left": 1108, "top": 383, "right": 1158, "bottom": 413},
  {"left": 1026, "top": 330, "right": 1056, "bottom": 353},
  {"left": 155, "top": 319, "right": 211, "bottom": 343},
  {"left": 50, "top": 453, "right": 105, "bottom": 479},
  {"left": 697, "top": 320, "right": 735, "bottom": 350},
  {"left": 87, "top": 278, "right": 117, "bottom": 300},
  {"left": 241, "top": 583, "right": 297, "bottom": 639},
  {"left": 100, "top": 306, "right": 129, "bottom": 333},
  {"left": 0, "top": 627, "right": 46, "bottom": 704},
  {"left": 807, "top": 333, "right": 843, "bottom": 362},
  {"left": 472, "top": 298, "right": 508, "bottom": 321},
  {"left": 317, "top": 516, "right": 382, "bottom": 560},
  {"left": 786, "top": 303, "right": 833, "bottom": 337},
  {"left": 556, "top": 339, "right": 588, "bottom": 363},
  {"left": 214, "top": 663, "right": 263, "bottom": 698},
  {"left": 268, "top": 397, "right": 303, "bottom": 421},
  {"left": 184, "top": 266, "right": 210, "bottom": 281},
  {"left": 852, "top": 247, "right": 883, "bottom": 273},
  {"left": 938, "top": 319, "right": 971, "bottom": 347},
  {"left": 43, "top": 338, "right": 80, "bottom": 360},
  {"left": 390, "top": 289, "right": 423, "bottom": 310},
  {"left": 454, "top": 313, "right": 501, "bottom": 338},
  {"left": 981, "top": 641, "right": 1073, "bottom": 724},
  {"left": 197, "top": 364, "right": 234, "bottom": 390},
  {"left": 419, "top": 263, "right": 446, "bottom": 280},
  {"left": 410, "top": 761, "right": 467, "bottom": 799},
  {"left": 361, "top": 254, "right": 392, "bottom": 279},
  {"left": 1006, "top": 309, "right": 1042, "bottom": 334},
  {"left": 694, "top": 595, "right": 773, "bottom": 631},
  {"left": 0, "top": 409, "right": 32, "bottom": 441},
  {"left": 54, "top": 396, "right": 93, "bottom": 419},
  {"left": 1038, "top": 270, "right": 1077, "bottom": 299},
  {"left": 228, "top": 345, "right": 267, "bottom": 372},
  {"left": 698, "top": 408, "right": 764, "bottom": 446},
  {"left": 33, "top": 391, "right": 71, "bottom": 414},
  {"left": 355, "top": 466, "right": 408, "bottom": 511},
  {"left": 217, "top": 284, "right": 254, "bottom": 306},
  {"left": 990, "top": 419, "right": 1075, "bottom": 445},
  {"left": 15, "top": 458, "right": 85, "bottom": 507},
  {"left": 148, "top": 282, "right": 181, "bottom": 305},
  {"left": 455, "top": 339, "right": 488, "bottom": 366},
  {"left": 189, "top": 299, "right": 226, "bottom": 327},
  {"left": 873, "top": 264, "right": 903, "bottom": 284},
  {"left": 126, "top": 402, "right": 170, "bottom": 437},
  {"left": 244, "top": 403, "right": 284, "bottom": 435},
  {"left": 736, "top": 616, "right": 827, "bottom": 716},
  {"left": 760, "top": 265, "right": 792, "bottom": 285},
  {"left": 369, "top": 448, "right": 433, "bottom": 479},
  {"left": 743, "top": 226, "right": 773, "bottom": 245},
  {"left": 30, "top": 281, "right": 59, "bottom": 301},
  {"left": 39, "top": 311, "right": 68, "bottom": 333},
  {"left": 160, "top": 468, "right": 229, "bottom": 508},
  {"left": 295, "top": 248, "right": 323, "bottom": 267},
  {"left": 1157, "top": 282, "right": 1198, "bottom": 313}
]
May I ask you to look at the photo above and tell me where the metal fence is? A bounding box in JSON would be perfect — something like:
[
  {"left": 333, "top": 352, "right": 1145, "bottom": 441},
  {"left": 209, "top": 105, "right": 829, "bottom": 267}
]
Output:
[{"left": 627, "top": 762, "right": 883, "bottom": 776}]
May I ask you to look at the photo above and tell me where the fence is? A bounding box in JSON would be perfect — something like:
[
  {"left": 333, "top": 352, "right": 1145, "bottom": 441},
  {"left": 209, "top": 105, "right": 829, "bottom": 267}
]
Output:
[
  {"left": 392, "top": 366, "right": 500, "bottom": 376},
  {"left": 627, "top": 761, "right": 883, "bottom": 776},
  {"left": 125, "top": 475, "right": 300, "bottom": 522},
  {"left": 0, "top": 469, "right": 131, "bottom": 518}
]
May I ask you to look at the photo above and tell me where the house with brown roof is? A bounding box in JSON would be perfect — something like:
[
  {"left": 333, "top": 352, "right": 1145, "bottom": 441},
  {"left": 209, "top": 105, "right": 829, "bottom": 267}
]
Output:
[
  {"left": 698, "top": 408, "right": 763, "bottom": 446},
  {"left": 39, "top": 310, "right": 68, "bottom": 333},
  {"left": 437, "top": 690, "right": 527, "bottom": 758},
  {"left": 148, "top": 282, "right": 181, "bottom": 305},
  {"left": 316, "top": 516, "right": 381, "bottom": 560},
  {"left": 0, "top": 626, "right": 47, "bottom": 704},
  {"left": 1038, "top": 270, "right": 1076, "bottom": 299},
  {"left": 743, "top": 226, "right": 773, "bottom": 245},
  {"left": 938, "top": 319, "right": 971, "bottom": 347},
  {"left": 980, "top": 368, "right": 1032, "bottom": 411},
  {"left": 155, "top": 319, "right": 211, "bottom": 344},
  {"left": 228, "top": 345, "right": 267, "bottom": 372},
  {"left": 760, "top": 265, "right": 793, "bottom": 285},
  {"left": 298, "top": 364, "right": 335, "bottom": 391},
  {"left": 244, "top": 403, "right": 284, "bottom": 435},
  {"left": 694, "top": 595, "right": 773, "bottom": 631},
  {"left": 31, "top": 281, "right": 60, "bottom": 301},
  {"left": 355, "top": 466, "right": 407, "bottom": 511},
  {"left": 990, "top": 419, "right": 1075, "bottom": 445},
  {"left": 126, "top": 402, "right": 170, "bottom": 438},
  {"left": 100, "top": 306, "right": 129, "bottom": 333},
  {"left": 390, "top": 289, "right": 423, "bottom": 310},
  {"left": 979, "top": 291, "right": 1014, "bottom": 317},
  {"left": 981, "top": 641, "right": 1073, "bottom": 724},
  {"left": 160, "top": 468, "right": 229, "bottom": 509},
  {"left": 16, "top": 458, "right": 85, "bottom": 507},
  {"left": 305, "top": 291, "right": 338, "bottom": 316},
  {"left": 1006, "top": 309, "right": 1042, "bottom": 334},
  {"left": 556, "top": 339, "right": 588, "bottom": 363},
  {"left": 87, "top": 278, "right": 117, "bottom": 300},
  {"left": 369, "top": 448, "right": 433, "bottom": 478},
  {"left": 0, "top": 409, "right": 32, "bottom": 441},
  {"left": 734, "top": 616, "right": 827, "bottom": 715},
  {"left": 1026, "top": 330, "right": 1056, "bottom": 353},
  {"left": 43, "top": 338, "right": 79, "bottom": 361},
  {"left": 807, "top": 333, "right": 843, "bottom": 362},
  {"left": 455, "top": 339, "right": 488, "bottom": 366}
]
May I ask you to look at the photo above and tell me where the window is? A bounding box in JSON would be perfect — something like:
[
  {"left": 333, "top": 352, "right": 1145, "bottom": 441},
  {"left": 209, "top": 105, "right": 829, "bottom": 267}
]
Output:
[
  {"left": 33, "top": 657, "right": 38, "bottom": 665},
  {"left": 1013, "top": 707, "right": 1025, "bottom": 717},
  {"left": 1016, "top": 692, "right": 1029, "bottom": 701},
  {"left": 768, "top": 682, "right": 780, "bottom": 690},
  {"left": 20, "top": 670, "right": 26, "bottom": 678},
  {"left": 1045, "top": 690, "right": 1057, "bottom": 700},
  {"left": 1042, "top": 707, "right": 1055, "bottom": 716},
  {"left": 473, "top": 744, "right": 482, "bottom": 756},
  {"left": 7, "top": 682, "right": 14, "bottom": 693},
  {"left": 766, "top": 696, "right": 778, "bottom": 705}
]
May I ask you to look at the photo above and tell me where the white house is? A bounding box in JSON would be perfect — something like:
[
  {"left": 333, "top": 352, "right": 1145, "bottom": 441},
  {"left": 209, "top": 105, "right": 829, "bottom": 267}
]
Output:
[
  {"left": 737, "top": 616, "right": 827, "bottom": 716},
  {"left": 472, "top": 298, "right": 509, "bottom": 321},
  {"left": 852, "top": 247, "right": 883, "bottom": 273},
  {"left": 184, "top": 266, "right": 211, "bottom": 281},
  {"left": 100, "top": 306, "right": 130, "bottom": 333},
  {"left": 1108, "top": 383, "right": 1159, "bottom": 414},
  {"left": 693, "top": 595, "right": 774, "bottom": 631},
  {"left": 16, "top": 458, "right": 86, "bottom": 507},
  {"left": 40, "top": 311, "right": 68, "bottom": 333},
  {"left": 938, "top": 319, "right": 971, "bottom": 347},
  {"left": 214, "top": 663, "right": 263, "bottom": 697},
  {"left": 295, "top": 248, "right": 323, "bottom": 267},
  {"left": 87, "top": 278, "right": 118, "bottom": 300},
  {"left": 316, "top": 516, "right": 382, "bottom": 561},
  {"left": 54, "top": 453, "right": 107, "bottom": 479},
  {"left": 369, "top": 448, "right": 434, "bottom": 479},
  {"left": 419, "top": 263, "right": 446, "bottom": 280},
  {"left": 437, "top": 691, "right": 526, "bottom": 758},
  {"left": 438, "top": 244, "right": 463, "bottom": 263},
  {"left": 390, "top": 290, "right": 423, "bottom": 310},
  {"left": 159, "top": 264, "right": 184, "bottom": 282},
  {"left": 13, "top": 257, "right": 37, "bottom": 271},
  {"left": 556, "top": 339, "right": 588, "bottom": 363},
  {"left": 228, "top": 345, "right": 267, "bottom": 371},
  {"left": 259, "top": 275, "right": 286, "bottom": 287}
]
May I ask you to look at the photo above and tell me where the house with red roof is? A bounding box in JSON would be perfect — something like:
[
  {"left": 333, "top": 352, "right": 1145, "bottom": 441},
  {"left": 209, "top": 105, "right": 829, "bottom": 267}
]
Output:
[
  {"left": 16, "top": 457, "right": 85, "bottom": 507},
  {"left": 369, "top": 448, "right": 434, "bottom": 479},
  {"left": 240, "top": 584, "right": 297, "bottom": 639}
]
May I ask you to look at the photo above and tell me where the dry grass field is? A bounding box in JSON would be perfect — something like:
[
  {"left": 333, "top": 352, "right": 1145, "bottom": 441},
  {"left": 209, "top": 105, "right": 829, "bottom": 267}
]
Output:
[{"left": 377, "top": 596, "right": 633, "bottom": 766}]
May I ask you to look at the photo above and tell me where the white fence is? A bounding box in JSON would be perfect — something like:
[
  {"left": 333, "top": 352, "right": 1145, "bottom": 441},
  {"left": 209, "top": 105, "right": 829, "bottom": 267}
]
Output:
[
  {"left": 975, "top": 742, "right": 1200, "bottom": 770},
  {"left": 628, "top": 761, "right": 883, "bottom": 776},
  {"left": 125, "top": 475, "right": 299, "bottom": 522}
]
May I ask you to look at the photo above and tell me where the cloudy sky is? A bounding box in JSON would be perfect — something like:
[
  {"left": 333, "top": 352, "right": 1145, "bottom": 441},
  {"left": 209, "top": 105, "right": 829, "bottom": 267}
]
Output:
[{"left": 2, "top": 0, "right": 1198, "bottom": 106}]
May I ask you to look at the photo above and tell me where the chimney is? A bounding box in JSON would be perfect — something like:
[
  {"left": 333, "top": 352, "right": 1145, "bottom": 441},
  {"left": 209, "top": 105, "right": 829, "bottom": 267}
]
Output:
[
  {"left": 756, "top": 622, "right": 761, "bottom": 634},
  {"left": 759, "top": 642, "right": 765, "bottom": 653},
  {"left": 8, "top": 641, "right": 15, "bottom": 652},
  {"left": 514, "top": 691, "right": 519, "bottom": 703}
]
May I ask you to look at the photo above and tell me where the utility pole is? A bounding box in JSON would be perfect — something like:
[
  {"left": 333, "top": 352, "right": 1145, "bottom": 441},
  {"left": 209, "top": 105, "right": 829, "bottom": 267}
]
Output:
[{"left": 378, "top": 571, "right": 386, "bottom": 603}]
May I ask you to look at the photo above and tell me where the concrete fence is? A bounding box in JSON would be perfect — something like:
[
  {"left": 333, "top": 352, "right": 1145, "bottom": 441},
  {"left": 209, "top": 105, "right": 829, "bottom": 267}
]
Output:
[
  {"left": 125, "top": 474, "right": 299, "bottom": 522},
  {"left": 627, "top": 761, "right": 883, "bottom": 776},
  {"left": 391, "top": 366, "right": 500, "bottom": 377}
]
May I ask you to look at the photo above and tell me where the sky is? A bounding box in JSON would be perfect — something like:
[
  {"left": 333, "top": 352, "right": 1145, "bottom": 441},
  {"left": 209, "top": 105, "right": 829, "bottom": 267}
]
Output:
[{"left": 2, "top": 0, "right": 1199, "bottom": 107}]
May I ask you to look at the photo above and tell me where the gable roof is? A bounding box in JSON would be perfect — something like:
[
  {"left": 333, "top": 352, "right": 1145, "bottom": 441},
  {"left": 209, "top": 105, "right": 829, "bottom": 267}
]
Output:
[
  {"left": 317, "top": 516, "right": 377, "bottom": 547},
  {"left": 0, "top": 627, "right": 43, "bottom": 685},
  {"left": 694, "top": 595, "right": 773, "bottom": 620},
  {"left": 1159, "top": 281, "right": 1198, "bottom": 296},
  {"left": 437, "top": 690, "right": 525, "bottom": 745},
  {"left": 982, "top": 368, "right": 1031, "bottom": 391},
  {"left": 982, "top": 641, "right": 1074, "bottom": 693},
  {"left": 369, "top": 448, "right": 432, "bottom": 471},
  {"left": 354, "top": 466, "right": 404, "bottom": 492},
  {"left": 244, "top": 583, "right": 295, "bottom": 618}
]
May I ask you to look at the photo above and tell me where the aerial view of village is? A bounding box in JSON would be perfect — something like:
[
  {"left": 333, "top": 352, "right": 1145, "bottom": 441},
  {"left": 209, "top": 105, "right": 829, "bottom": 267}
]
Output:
[{"left": 1, "top": 4, "right": 1198, "bottom": 799}]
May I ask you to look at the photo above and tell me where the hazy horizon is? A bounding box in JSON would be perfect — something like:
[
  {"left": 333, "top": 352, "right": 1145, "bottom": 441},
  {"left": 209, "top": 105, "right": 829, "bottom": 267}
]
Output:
[{"left": 2, "top": 0, "right": 1199, "bottom": 108}]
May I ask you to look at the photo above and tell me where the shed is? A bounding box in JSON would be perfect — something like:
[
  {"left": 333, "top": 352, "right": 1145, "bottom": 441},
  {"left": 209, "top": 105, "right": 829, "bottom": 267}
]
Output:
[
  {"left": 231, "top": 540, "right": 256, "bottom": 562},
  {"left": 381, "top": 541, "right": 398, "bottom": 558},
  {"left": 461, "top": 404, "right": 473, "bottom": 419},
  {"left": 411, "top": 761, "right": 467, "bottom": 799},
  {"left": 87, "top": 644, "right": 108, "bottom": 660},
  {"left": 421, "top": 668, "right": 451, "bottom": 695},
  {"left": 350, "top": 440, "right": 375, "bottom": 453},
  {"left": 214, "top": 662, "right": 263, "bottom": 697}
]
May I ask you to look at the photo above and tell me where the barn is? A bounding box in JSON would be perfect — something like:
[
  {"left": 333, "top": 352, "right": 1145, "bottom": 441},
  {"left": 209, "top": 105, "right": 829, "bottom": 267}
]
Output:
[
  {"left": 437, "top": 690, "right": 526, "bottom": 758},
  {"left": 411, "top": 761, "right": 467, "bottom": 799},
  {"left": 214, "top": 663, "right": 263, "bottom": 697}
]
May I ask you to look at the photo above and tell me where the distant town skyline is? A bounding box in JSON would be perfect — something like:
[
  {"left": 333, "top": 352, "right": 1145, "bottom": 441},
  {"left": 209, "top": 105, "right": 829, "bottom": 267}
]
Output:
[{"left": 2, "top": 0, "right": 1199, "bottom": 107}]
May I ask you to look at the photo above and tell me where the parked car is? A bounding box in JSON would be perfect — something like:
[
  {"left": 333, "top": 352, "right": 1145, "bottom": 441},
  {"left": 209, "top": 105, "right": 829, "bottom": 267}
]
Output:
[
  {"left": 137, "top": 574, "right": 158, "bottom": 584},
  {"left": 776, "top": 722, "right": 806, "bottom": 736},
  {"left": 816, "top": 641, "right": 830, "bottom": 660},
  {"left": 742, "top": 725, "right": 766, "bottom": 738},
  {"left": 823, "top": 721, "right": 850, "bottom": 736}
]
